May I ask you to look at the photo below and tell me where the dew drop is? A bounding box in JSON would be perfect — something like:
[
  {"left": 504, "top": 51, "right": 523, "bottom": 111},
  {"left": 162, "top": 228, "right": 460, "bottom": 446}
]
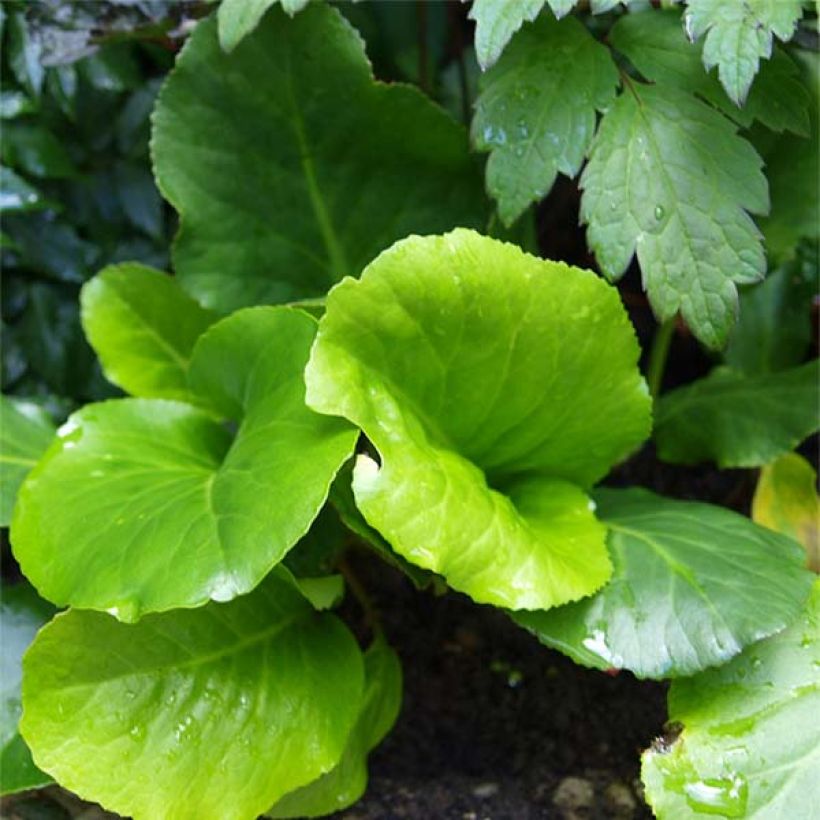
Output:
[
  {"left": 129, "top": 725, "right": 145, "bottom": 741},
  {"left": 684, "top": 775, "right": 748, "bottom": 817},
  {"left": 654, "top": 205, "right": 665, "bottom": 220}
]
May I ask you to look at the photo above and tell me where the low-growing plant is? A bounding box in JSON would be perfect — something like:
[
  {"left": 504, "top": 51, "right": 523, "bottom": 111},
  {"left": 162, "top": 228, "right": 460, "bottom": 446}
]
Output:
[{"left": 2, "top": 1, "right": 818, "bottom": 818}]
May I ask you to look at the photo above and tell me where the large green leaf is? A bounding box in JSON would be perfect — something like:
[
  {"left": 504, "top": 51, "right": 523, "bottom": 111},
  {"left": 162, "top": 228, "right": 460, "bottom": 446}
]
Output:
[
  {"left": 580, "top": 82, "right": 768, "bottom": 349},
  {"left": 642, "top": 579, "right": 820, "bottom": 819},
  {"left": 152, "top": 4, "right": 486, "bottom": 312},
  {"left": 20, "top": 571, "right": 364, "bottom": 820},
  {"left": 655, "top": 361, "right": 819, "bottom": 468},
  {"left": 217, "top": 0, "right": 309, "bottom": 52},
  {"left": 269, "top": 638, "right": 402, "bottom": 818},
  {"left": 610, "top": 10, "right": 810, "bottom": 135},
  {"left": 472, "top": 13, "right": 618, "bottom": 225},
  {"left": 0, "top": 395, "right": 55, "bottom": 526},
  {"left": 81, "top": 263, "right": 217, "bottom": 402},
  {"left": 684, "top": 0, "right": 804, "bottom": 105},
  {"left": 306, "top": 230, "right": 651, "bottom": 611},
  {"left": 515, "top": 488, "right": 814, "bottom": 679},
  {"left": 1, "top": 583, "right": 55, "bottom": 796},
  {"left": 722, "top": 260, "right": 816, "bottom": 377},
  {"left": 11, "top": 307, "right": 357, "bottom": 621}
]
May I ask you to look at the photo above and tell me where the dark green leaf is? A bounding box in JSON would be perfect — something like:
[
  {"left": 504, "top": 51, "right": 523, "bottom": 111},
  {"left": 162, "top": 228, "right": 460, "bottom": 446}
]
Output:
[
  {"left": 1, "top": 125, "right": 75, "bottom": 179},
  {"left": 0, "top": 168, "right": 50, "bottom": 214},
  {"left": 655, "top": 361, "right": 820, "bottom": 468},
  {"left": 515, "top": 488, "right": 814, "bottom": 679},
  {"left": 217, "top": 0, "right": 310, "bottom": 52},
  {"left": 152, "top": 4, "right": 486, "bottom": 311}
]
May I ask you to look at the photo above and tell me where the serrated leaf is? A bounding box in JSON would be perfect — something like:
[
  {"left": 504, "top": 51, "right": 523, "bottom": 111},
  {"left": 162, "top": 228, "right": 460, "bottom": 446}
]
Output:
[
  {"left": 655, "top": 361, "right": 820, "bottom": 468},
  {"left": 642, "top": 579, "right": 820, "bottom": 819},
  {"left": 11, "top": 307, "right": 357, "bottom": 621},
  {"left": 217, "top": 0, "right": 310, "bottom": 52},
  {"left": 80, "top": 263, "right": 217, "bottom": 402},
  {"left": 1, "top": 583, "right": 55, "bottom": 796},
  {"left": 685, "top": 0, "right": 804, "bottom": 105},
  {"left": 580, "top": 83, "right": 768, "bottom": 348},
  {"left": 306, "top": 230, "right": 651, "bottom": 611},
  {"left": 268, "top": 638, "right": 402, "bottom": 818},
  {"left": 20, "top": 571, "right": 364, "bottom": 820},
  {"left": 753, "top": 453, "right": 820, "bottom": 573},
  {"left": 610, "top": 10, "right": 810, "bottom": 134},
  {"left": 0, "top": 396, "right": 55, "bottom": 526},
  {"left": 723, "top": 260, "right": 816, "bottom": 376},
  {"left": 472, "top": 13, "right": 618, "bottom": 225},
  {"left": 152, "top": 4, "right": 485, "bottom": 312},
  {"left": 514, "top": 488, "right": 814, "bottom": 679}
]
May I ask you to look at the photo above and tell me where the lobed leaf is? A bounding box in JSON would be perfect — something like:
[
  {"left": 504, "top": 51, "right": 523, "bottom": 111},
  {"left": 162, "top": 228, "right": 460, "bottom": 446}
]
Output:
[
  {"left": 515, "top": 488, "right": 814, "bottom": 679},
  {"left": 81, "top": 263, "right": 217, "bottom": 403},
  {"left": 20, "top": 572, "right": 364, "bottom": 820},
  {"left": 306, "top": 230, "right": 651, "bottom": 611},
  {"left": 472, "top": 13, "right": 618, "bottom": 225},
  {"left": 268, "top": 638, "right": 402, "bottom": 818},
  {"left": 217, "top": 0, "right": 309, "bottom": 52},
  {"left": 11, "top": 307, "right": 357, "bottom": 621},
  {"left": 753, "top": 453, "right": 820, "bottom": 573},
  {"left": 610, "top": 10, "right": 810, "bottom": 135},
  {"left": 642, "top": 579, "right": 820, "bottom": 819},
  {"left": 0, "top": 583, "right": 55, "bottom": 796},
  {"left": 654, "top": 361, "right": 819, "bottom": 468},
  {"left": 0, "top": 396, "right": 55, "bottom": 526},
  {"left": 684, "top": 0, "right": 804, "bottom": 106},
  {"left": 580, "top": 83, "right": 768, "bottom": 348},
  {"left": 152, "top": 4, "right": 486, "bottom": 312}
]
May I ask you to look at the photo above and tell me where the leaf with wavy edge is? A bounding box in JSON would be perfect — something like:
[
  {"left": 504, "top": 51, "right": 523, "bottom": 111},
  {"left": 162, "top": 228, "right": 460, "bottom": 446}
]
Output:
[
  {"left": 81, "top": 263, "right": 217, "bottom": 403},
  {"left": 152, "top": 4, "right": 485, "bottom": 312},
  {"left": 642, "top": 579, "right": 820, "bottom": 819},
  {"left": 20, "top": 571, "right": 364, "bottom": 820},
  {"left": 515, "top": 488, "right": 814, "bottom": 679},
  {"left": 306, "top": 229, "right": 651, "bottom": 611},
  {"left": 11, "top": 307, "right": 357, "bottom": 621},
  {"left": 580, "top": 82, "right": 768, "bottom": 349}
]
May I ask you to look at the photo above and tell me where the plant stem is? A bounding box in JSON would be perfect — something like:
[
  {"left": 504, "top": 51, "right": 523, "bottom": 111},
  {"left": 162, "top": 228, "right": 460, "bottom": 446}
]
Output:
[
  {"left": 647, "top": 317, "right": 675, "bottom": 398},
  {"left": 338, "top": 556, "right": 383, "bottom": 638}
]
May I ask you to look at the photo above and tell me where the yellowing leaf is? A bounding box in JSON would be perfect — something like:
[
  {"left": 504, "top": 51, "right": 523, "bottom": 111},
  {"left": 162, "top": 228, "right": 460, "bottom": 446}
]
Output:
[{"left": 753, "top": 452, "right": 820, "bottom": 573}]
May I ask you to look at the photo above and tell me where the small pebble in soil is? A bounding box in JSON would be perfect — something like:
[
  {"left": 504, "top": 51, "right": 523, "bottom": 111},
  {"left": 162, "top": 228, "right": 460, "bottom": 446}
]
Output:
[
  {"left": 471, "top": 782, "right": 499, "bottom": 799},
  {"left": 552, "top": 776, "right": 595, "bottom": 819},
  {"left": 604, "top": 781, "right": 637, "bottom": 818}
]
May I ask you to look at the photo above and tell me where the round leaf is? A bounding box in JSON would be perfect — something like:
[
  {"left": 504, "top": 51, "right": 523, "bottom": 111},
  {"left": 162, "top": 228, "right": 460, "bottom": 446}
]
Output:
[
  {"left": 642, "top": 579, "right": 820, "bottom": 819},
  {"left": 152, "top": 3, "right": 486, "bottom": 312},
  {"left": 306, "top": 229, "right": 651, "bottom": 610},
  {"left": 12, "top": 307, "right": 357, "bottom": 620},
  {"left": 21, "top": 572, "right": 364, "bottom": 820},
  {"left": 515, "top": 488, "right": 815, "bottom": 678},
  {"left": 80, "top": 263, "right": 217, "bottom": 402}
]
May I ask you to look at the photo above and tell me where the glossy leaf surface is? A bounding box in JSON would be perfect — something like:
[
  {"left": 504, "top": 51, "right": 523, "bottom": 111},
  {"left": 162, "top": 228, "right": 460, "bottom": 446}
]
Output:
[
  {"left": 152, "top": 4, "right": 485, "bottom": 311},
  {"left": 655, "top": 362, "right": 819, "bottom": 468},
  {"left": 515, "top": 488, "right": 814, "bottom": 678},
  {"left": 684, "top": 0, "right": 804, "bottom": 105},
  {"left": 81, "top": 263, "right": 217, "bottom": 402},
  {"left": 12, "top": 308, "right": 357, "bottom": 620},
  {"left": 580, "top": 82, "right": 768, "bottom": 349},
  {"left": 472, "top": 14, "right": 618, "bottom": 225},
  {"left": 269, "top": 638, "right": 402, "bottom": 818},
  {"left": 0, "top": 583, "right": 54, "bottom": 795},
  {"left": 642, "top": 580, "right": 820, "bottom": 819},
  {"left": 0, "top": 396, "right": 55, "bottom": 526},
  {"left": 306, "top": 230, "right": 651, "bottom": 610},
  {"left": 21, "top": 572, "right": 364, "bottom": 820},
  {"left": 753, "top": 453, "right": 819, "bottom": 573}
]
